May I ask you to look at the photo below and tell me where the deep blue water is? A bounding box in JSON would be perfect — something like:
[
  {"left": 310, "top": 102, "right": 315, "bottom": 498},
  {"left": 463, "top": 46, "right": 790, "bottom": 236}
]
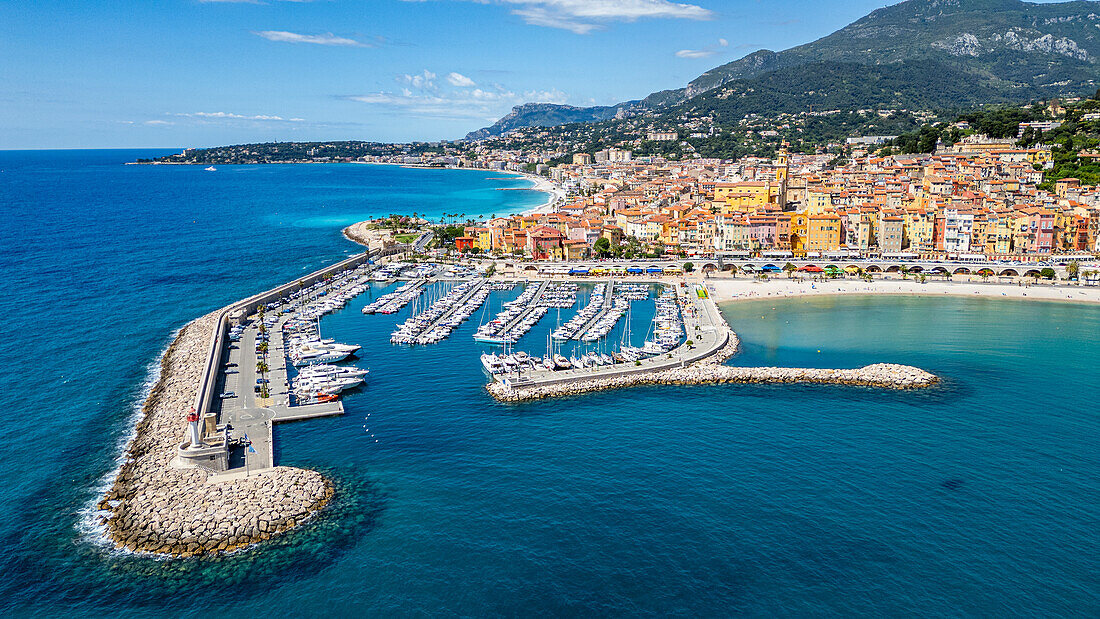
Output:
[{"left": 1, "top": 151, "right": 1098, "bottom": 616}]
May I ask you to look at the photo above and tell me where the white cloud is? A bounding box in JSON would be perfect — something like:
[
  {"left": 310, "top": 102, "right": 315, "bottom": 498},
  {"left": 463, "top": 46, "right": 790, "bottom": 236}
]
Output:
[
  {"left": 408, "top": 0, "right": 713, "bottom": 33},
  {"left": 143, "top": 120, "right": 174, "bottom": 126},
  {"left": 676, "top": 38, "right": 729, "bottom": 59},
  {"left": 343, "top": 78, "right": 569, "bottom": 120},
  {"left": 446, "top": 72, "right": 477, "bottom": 87},
  {"left": 400, "top": 70, "right": 438, "bottom": 90},
  {"left": 172, "top": 112, "right": 307, "bottom": 122},
  {"left": 254, "top": 30, "right": 369, "bottom": 47},
  {"left": 675, "top": 48, "right": 716, "bottom": 58}
]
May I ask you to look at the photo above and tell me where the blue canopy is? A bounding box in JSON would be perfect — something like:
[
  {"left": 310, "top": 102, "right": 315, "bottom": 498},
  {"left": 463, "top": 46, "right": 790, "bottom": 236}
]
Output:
[
  {"left": 761, "top": 265, "right": 781, "bottom": 272},
  {"left": 627, "top": 267, "right": 644, "bottom": 274},
  {"left": 646, "top": 267, "right": 663, "bottom": 273},
  {"left": 569, "top": 267, "right": 589, "bottom": 275}
]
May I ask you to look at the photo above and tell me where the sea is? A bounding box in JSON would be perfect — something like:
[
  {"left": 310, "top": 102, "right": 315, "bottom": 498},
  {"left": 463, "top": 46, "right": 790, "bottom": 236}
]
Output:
[{"left": 0, "top": 149, "right": 1097, "bottom": 616}]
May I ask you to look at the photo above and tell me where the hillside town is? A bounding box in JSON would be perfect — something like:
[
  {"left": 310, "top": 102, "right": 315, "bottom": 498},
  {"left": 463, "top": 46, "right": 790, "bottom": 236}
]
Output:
[{"left": 444, "top": 136, "right": 1098, "bottom": 261}]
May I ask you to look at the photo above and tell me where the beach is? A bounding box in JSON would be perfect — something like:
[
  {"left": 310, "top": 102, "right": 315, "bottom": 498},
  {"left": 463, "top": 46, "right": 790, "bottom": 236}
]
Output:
[
  {"left": 511, "top": 171, "right": 564, "bottom": 215},
  {"left": 707, "top": 275, "right": 1100, "bottom": 305}
]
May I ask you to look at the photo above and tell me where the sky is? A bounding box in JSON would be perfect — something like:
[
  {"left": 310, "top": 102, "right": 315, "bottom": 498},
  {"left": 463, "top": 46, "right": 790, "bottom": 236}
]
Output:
[{"left": 0, "top": 0, "right": 1053, "bottom": 149}]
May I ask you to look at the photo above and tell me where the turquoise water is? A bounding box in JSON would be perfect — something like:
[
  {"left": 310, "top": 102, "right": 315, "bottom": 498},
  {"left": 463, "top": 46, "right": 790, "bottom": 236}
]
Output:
[{"left": 1, "top": 151, "right": 1098, "bottom": 615}]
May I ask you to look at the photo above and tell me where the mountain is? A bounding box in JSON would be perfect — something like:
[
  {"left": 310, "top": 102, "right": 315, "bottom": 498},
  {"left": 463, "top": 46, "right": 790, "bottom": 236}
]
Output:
[
  {"left": 463, "top": 102, "right": 638, "bottom": 141},
  {"left": 466, "top": 0, "right": 1100, "bottom": 139},
  {"left": 689, "top": 0, "right": 1100, "bottom": 93}
]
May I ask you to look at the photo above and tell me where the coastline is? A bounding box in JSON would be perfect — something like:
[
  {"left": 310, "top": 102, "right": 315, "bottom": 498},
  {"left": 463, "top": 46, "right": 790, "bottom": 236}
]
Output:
[
  {"left": 499, "top": 170, "right": 562, "bottom": 215},
  {"left": 93, "top": 311, "right": 333, "bottom": 558},
  {"left": 706, "top": 276, "right": 1100, "bottom": 306}
]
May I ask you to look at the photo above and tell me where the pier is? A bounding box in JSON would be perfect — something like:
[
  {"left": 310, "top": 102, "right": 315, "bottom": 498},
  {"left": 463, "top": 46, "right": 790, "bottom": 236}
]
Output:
[
  {"left": 421, "top": 279, "right": 487, "bottom": 333},
  {"left": 499, "top": 280, "right": 550, "bottom": 333},
  {"left": 571, "top": 279, "right": 616, "bottom": 340}
]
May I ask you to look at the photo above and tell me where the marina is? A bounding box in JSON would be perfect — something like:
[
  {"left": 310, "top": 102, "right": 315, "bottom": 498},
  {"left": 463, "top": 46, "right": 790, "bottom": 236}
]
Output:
[{"left": 95, "top": 244, "right": 943, "bottom": 560}]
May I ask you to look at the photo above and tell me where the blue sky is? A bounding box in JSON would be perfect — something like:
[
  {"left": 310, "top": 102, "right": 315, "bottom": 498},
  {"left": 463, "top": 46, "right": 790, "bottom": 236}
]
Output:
[{"left": 0, "top": 0, "right": 1015, "bottom": 148}]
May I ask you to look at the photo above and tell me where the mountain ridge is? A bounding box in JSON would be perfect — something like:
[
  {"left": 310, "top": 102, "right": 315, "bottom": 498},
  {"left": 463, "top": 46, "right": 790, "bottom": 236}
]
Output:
[{"left": 465, "top": 0, "right": 1100, "bottom": 140}]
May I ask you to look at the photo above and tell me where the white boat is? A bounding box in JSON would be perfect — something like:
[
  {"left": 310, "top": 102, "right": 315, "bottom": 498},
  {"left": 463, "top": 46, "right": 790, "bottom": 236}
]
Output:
[{"left": 204, "top": 166, "right": 216, "bottom": 171}]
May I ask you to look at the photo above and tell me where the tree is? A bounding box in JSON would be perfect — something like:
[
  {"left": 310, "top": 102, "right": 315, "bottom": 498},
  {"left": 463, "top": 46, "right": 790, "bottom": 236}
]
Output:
[
  {"left": 1040, "top": 267, "right": 1057, "bottom": 280},
  {"left": 1067, "top": 260, "right": 1080, "bottom": 280},
  {"left": 593, "top": 237, "right": 611, "bottom": 257},
  {"left": 783, "top": 262, "right": 796, "bottom": 278},
  {"left": 683, "top": 262, "right": 694, "bottom": 272}
]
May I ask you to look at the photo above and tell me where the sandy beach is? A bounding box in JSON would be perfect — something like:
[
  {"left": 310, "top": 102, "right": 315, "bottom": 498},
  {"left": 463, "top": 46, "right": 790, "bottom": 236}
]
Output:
[
  {"left": 511, "top": 171, "right": 564, "bottom": 215},
  {"left": 706, "top": 276, "right": 1100, "bottom": 305}
]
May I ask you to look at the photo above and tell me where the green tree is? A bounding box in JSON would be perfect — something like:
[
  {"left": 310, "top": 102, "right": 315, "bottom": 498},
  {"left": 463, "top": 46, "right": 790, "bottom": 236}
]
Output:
[
  {"left": 1040, "top": 267, "right": 1057, "bottom": 280},
  {"left": 593, "top": 237, "right": 611, "bottom": 257},
  {"left": 683, "top": 262, "right": 694, "bottom": 272},
  {"left": 783, "top": 262, "right": 796, "bottom": 278},
  {"left": 1067, "top": 260, "right": 1080, "bottom": 280}
]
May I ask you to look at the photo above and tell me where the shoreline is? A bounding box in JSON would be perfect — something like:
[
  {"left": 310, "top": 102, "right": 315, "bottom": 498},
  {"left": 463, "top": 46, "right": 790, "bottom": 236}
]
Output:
[
  {"left": 498, "top": 170, "right": 562, "bottom": 215},
  {"left": 706, "top": 276, "right": 1100, "bottom": 306},
  {"left": 93, "top": 311, "right": 333, "bottom": 558}
]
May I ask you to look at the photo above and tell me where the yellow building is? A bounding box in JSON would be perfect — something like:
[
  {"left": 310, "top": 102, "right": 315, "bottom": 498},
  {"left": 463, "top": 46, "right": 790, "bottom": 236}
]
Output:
[
  {"left": 903, "top": 209, "right": 936, "bottom": 252},
  {"left": 789, "top": 213, "right": 808, "bottom": 253},
  {"left": 716, "top": 182, "right": 774, "bottom": 212},
  {"left": 806, "top": 213, "right": 842, "bottom": 252},
  {"left": 804, "top": 189, "right": 835, "bottom": 214}
]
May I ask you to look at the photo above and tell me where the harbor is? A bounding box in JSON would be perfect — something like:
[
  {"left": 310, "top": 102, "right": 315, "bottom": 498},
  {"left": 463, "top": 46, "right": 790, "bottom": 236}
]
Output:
[{"left": 96, "top": 248, "right": 942, "bottom": 559}]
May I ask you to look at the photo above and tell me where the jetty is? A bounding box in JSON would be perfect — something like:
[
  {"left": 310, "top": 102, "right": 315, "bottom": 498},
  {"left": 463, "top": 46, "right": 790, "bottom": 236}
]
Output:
[
  {"left": 96, "top": 245, "right": 405, "bottom": 558},
  {"left": 487, "top": 283, "right": 938, "bottom": 402},
  {"left": 500, "top": 280, "right": 550, "bottom": 332}
]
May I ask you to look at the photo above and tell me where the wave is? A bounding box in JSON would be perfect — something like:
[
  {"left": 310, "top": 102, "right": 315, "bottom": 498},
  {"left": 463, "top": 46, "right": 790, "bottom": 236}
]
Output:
[{"left": 75, "top": 327, "right": 181, "bottom": 555}]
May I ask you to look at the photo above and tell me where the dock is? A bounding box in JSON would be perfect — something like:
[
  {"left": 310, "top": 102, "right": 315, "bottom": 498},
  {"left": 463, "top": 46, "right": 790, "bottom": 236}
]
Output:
[
  {"left": 420, "top": 279, "right": 487, "bottom": 333},
  {"left": 498, "top": 280, "right": 550, "bottom": 333},
  {"left": 571, "top": 279, "right": 616, "bottom": 340},
  {"left": 496, "top": 282, "right": 729, "bottom": 389},
  {"left": 216, "top": 285, "right": 349, "bottom": 472}
]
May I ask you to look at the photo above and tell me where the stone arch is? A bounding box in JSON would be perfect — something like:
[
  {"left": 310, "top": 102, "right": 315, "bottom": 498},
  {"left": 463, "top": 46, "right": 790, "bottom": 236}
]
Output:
[
  {"left": 866, "top": 265, "right": 883, "bottom": 273},
  {"left": 977, "top": 268, "right": 995, "bottom": 276},
  {"left": 702, "top": 263, "right": 719, "bottom": 272},
  {"left": 953, "top": 267, "right": 971, "bottom": 275},
  {"left": 908, "top": 265, "right": 924, "bottom": 273},
  {"left": 1024, "top": 269, "right": 1042, "bottom": 278},
  {"left": 763, "top": 263, "right": 779, "bottom": 270},
  {"left": 930, "top": 266, "right": 949, "bottom": 274},
  {"left": 523, "top": 265, "right": 539, "bottom": 271},
  {"left": 999, "top": 268, "right": 1019, "bottom": 277},
  {"left": 885, "top": 265, "right": 902, "bottom": 273}
]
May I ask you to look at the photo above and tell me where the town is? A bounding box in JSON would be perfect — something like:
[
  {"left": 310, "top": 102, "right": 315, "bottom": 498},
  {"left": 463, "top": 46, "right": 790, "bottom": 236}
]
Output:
[{"left": 444, "top": 138, "right": 1097, "bottom": 263}]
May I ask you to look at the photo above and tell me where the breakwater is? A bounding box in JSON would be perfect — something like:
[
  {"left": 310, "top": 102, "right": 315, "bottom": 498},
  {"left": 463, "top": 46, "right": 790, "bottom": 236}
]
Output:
[
  {"left": 487, "top": 329, "right": 938, "bottom": 402},
  {"left": 95, "top": 313, "right": 333, "bottom": 557}
]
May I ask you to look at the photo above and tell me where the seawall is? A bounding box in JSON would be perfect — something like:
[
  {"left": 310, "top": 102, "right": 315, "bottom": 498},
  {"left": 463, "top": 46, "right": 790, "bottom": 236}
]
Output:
[
  {"left": 487, "top": 329, "right": 938, "bottom": 403},
  {"left": 95, "top": 314, "right": 332, "bottom": 556},
  {"left": 95, "top": 249, "right": 396, "bottom": 558}
]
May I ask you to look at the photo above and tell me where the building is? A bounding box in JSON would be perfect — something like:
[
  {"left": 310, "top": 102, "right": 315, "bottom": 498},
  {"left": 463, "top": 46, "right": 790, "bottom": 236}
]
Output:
[{"left": 647, "top": 131, "right": 678, "bottom": 142}]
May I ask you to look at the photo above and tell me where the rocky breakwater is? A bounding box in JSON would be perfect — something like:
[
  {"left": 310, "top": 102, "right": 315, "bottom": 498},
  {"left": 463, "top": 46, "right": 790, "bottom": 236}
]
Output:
[
  {"left": 95, "top": 313, "right": 333, "bottom": 558},
  {"left": 488, "top": 327, "right": 938, "bottom": 403}
]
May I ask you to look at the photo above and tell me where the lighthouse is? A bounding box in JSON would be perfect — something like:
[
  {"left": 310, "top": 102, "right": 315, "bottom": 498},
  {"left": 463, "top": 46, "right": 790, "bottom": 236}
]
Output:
[{"left": 186, "top": 408, "right": 205, "bottom": 449}]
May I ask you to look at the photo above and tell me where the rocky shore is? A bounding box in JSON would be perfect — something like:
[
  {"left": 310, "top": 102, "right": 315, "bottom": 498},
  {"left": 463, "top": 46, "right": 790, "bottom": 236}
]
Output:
[
  {"left": 342, "top": 221, "right": 375, "bottom": 248},
  {"left": 95, "top": 313, "right": 333, "bottom": 558},
  {"left": 487, "top": 329, "right": 938, "bottom": 403}
]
